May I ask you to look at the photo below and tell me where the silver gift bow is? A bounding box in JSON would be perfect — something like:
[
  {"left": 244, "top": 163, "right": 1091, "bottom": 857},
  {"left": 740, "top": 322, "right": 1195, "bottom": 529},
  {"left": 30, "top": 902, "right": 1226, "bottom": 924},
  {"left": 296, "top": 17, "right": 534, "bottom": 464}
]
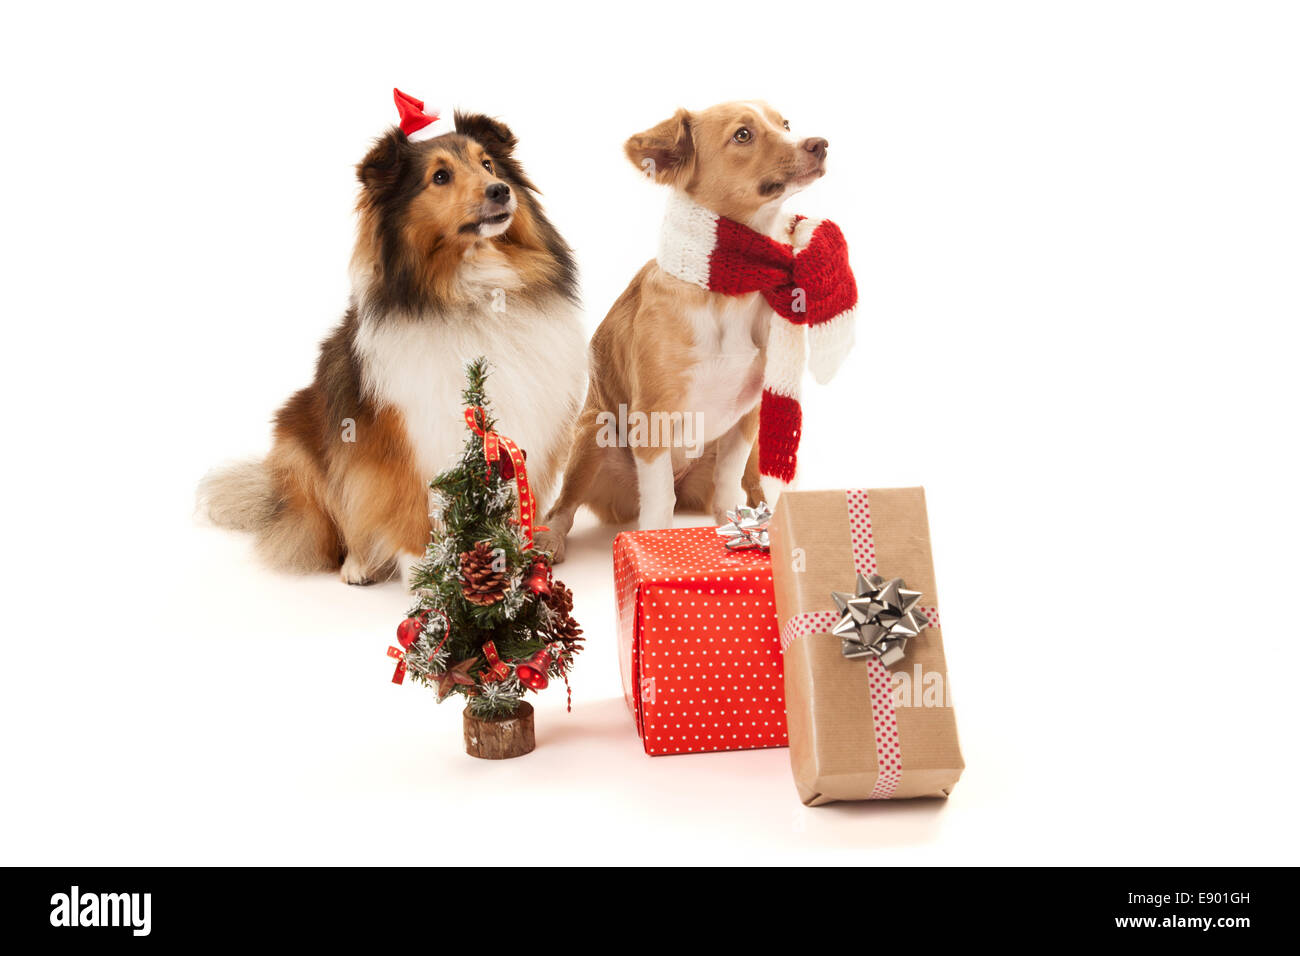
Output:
[
  {"left": 831, "top": 572, "right": 930, "bottom": 666},
  {"left": 716, "top": 502, "right": 773, "bottom": 552}
]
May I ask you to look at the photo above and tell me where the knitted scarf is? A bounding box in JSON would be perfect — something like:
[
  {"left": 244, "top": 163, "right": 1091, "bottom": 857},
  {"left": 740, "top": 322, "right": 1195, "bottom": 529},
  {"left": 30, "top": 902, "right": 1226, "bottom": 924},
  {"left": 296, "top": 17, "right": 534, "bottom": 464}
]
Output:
[{"left": 656, "top": 192, "right": 857, "bottom": 489}]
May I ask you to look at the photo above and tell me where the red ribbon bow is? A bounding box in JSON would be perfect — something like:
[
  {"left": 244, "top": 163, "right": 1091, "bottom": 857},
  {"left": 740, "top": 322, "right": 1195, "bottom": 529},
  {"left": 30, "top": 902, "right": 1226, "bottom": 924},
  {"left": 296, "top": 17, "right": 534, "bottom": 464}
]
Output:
[
  {"left": 388, "top": 608, "right": 451, "bottom": 685},
  {"left": 480, "top": 640, "right": 512, "bottom": 683},
  {"left": 464, "top": 406, "right": 546, "bottom": 546},
  {"left": 388, "top": 645, "right": 408, "bottom": 685}
]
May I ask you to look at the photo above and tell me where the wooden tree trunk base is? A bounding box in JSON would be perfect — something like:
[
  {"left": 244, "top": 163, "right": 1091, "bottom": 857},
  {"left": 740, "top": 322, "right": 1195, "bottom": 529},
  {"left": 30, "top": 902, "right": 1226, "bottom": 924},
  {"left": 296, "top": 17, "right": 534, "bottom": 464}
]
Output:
[{"left": 464, "top": 701, "right": 535, "bottom": 759}]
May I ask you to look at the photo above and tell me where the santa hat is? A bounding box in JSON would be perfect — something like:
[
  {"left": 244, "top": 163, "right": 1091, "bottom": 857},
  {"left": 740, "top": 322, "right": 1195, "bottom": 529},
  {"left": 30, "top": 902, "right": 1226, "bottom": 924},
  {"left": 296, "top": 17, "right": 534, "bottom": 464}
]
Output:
[{"left": 393, "top": 88, "right": 445, "bottom": 142}]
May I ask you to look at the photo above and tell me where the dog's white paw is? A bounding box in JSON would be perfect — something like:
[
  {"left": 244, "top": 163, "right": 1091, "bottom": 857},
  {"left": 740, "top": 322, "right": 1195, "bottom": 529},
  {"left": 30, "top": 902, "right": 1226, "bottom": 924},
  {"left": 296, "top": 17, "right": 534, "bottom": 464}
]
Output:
[
  {"left": 341, "top": 553, "right": 376, "bottom": 586},
  {"left": 533, "top": 527, "right": 568, "bottom": 564}
]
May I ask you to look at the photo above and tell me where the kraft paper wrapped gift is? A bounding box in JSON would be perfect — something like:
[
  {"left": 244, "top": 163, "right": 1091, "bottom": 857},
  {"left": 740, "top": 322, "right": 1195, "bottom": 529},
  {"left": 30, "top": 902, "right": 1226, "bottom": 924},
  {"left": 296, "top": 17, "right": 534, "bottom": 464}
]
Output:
[{"left": 769, "top": 488, "right": 963, "bottom": 805}]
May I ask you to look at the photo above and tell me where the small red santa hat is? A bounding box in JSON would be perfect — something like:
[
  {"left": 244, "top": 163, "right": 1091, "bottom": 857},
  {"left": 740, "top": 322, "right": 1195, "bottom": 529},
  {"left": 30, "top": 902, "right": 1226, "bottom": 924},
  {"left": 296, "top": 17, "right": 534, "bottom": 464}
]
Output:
[{"left": 393, "top": 88, "right": 444, "bottom": 142}]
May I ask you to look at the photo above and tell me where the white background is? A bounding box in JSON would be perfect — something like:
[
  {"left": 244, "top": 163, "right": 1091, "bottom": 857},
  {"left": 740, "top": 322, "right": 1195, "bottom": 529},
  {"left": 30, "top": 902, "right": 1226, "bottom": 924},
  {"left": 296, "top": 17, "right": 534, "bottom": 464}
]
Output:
[{"left": 2, "top": 1, "right": 1297, "bottom": 865}]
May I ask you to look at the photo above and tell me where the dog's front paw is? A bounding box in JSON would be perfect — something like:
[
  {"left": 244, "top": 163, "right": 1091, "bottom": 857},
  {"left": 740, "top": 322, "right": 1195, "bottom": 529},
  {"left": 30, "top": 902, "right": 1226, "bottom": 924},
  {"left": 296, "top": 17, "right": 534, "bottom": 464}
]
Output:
[
  {"left": 533, "top": 527, "right": 568, "bottom": 564},
  {"left": 341, "top": 553, "right": 377, "bottom": 586}
]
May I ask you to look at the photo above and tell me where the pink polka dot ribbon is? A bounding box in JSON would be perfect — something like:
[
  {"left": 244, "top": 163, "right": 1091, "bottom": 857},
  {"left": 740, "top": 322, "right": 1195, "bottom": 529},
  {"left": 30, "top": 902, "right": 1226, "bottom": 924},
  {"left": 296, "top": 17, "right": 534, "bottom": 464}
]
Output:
[
  {"left": 779, "top": 490, "right": 937, "bottom": 799},
  {"left": 863, "top": 656, "right": 902, "bottom": 797}
]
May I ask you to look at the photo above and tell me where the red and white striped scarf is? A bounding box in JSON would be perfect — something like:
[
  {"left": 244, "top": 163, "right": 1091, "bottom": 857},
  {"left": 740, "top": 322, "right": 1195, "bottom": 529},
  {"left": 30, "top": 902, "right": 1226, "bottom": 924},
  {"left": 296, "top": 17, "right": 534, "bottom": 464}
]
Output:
[{"left": 656, "top": 193, "right": 857, "bottom": 491}]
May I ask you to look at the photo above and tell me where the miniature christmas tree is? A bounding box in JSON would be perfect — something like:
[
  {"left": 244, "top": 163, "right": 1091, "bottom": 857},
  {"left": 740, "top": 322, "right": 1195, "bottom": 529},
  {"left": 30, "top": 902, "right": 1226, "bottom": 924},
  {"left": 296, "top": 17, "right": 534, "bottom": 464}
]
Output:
[{"left": 388, "top": 358, "right": 582, "bottom": 752}]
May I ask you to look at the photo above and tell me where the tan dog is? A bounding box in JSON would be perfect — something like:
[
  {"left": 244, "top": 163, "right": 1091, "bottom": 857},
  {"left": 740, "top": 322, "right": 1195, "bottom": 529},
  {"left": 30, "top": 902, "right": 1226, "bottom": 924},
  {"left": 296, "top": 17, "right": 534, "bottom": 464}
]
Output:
[{"left": 535, "top": 101, "right": 830, "bottom": 561}]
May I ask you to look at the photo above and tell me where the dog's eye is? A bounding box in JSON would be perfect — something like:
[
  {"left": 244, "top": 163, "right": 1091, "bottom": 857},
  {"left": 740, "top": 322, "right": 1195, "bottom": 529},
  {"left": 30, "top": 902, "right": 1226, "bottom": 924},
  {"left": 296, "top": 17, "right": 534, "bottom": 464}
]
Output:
[
  {"left": 481, "top": 158, "right": 494, "bottom": 173},
  {"left": 432, "top": 169, "right": 451, "bottom": 186},
  {"left": 733, "top": 127, "right": 752, "bottom": 144},
  {"left": 782, "top": 119, "right": 790, "bottom": 131}
]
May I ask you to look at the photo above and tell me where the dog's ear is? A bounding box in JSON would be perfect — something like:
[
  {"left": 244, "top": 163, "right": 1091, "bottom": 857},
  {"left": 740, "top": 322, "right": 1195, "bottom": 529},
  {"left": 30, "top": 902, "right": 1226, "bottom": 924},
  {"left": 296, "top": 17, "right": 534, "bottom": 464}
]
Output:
[
  {"left": 454, "top": 112, "right": 518, "bottom": 159},
  {"left": 455, "top": 111, "right": 540, "bottom": 193},
  {"left": 357, "top": 127, "right": 409, "bottom": 193},
  {"left": 625, "top": 109, "right": 694, "bottom": 185}
]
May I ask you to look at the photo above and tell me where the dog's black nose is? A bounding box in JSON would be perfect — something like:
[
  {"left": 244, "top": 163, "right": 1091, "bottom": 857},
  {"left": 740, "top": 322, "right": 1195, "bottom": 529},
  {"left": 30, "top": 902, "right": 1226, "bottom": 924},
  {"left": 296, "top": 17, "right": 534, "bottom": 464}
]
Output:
[
  {"left": 485, "top": 182, "right": 511, "bottom": 205},
  {"left": 802, "top": 137, "right": 829, "bottom": 159}
]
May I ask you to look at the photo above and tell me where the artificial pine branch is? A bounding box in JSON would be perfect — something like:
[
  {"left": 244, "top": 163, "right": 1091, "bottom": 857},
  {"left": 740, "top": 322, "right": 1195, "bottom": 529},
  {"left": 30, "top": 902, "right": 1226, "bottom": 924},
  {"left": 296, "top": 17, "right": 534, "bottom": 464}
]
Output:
[{"left": 398, "top": 357, "right": 582, "bottom": 715}]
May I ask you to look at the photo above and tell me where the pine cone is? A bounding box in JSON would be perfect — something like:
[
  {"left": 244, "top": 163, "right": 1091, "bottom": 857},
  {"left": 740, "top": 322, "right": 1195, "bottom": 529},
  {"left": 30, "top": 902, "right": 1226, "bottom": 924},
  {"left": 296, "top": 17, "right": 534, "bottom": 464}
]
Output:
[
  {"left": 460, "top": 541, "right": 507, "bottom": 606},
  {"left": 545, "top": 580, "right": 583, "bottom": 645}
]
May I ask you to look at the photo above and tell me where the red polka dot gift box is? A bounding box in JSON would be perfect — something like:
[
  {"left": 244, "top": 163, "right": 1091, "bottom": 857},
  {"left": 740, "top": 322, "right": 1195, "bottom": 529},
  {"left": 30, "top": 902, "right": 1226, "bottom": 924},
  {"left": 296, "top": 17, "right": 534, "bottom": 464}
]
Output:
[
  {"left": 613, "top": 527, "right": 787, "bottom": 756},
  {"left": 768, "top": 488, "right": 964, "bottom": 805}
]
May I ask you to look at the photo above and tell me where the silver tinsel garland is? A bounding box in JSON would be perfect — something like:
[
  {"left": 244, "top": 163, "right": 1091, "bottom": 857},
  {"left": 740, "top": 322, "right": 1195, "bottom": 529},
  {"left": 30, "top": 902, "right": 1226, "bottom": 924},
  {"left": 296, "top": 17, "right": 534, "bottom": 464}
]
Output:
[
  {"left": 467, "top": 676, "right": 524, "bottom": 717},
  {"left": 501, "top": 582, "right": 527, "bottom": 619},
  {"left": 489, "top": 482, "right": 516, "bottom": 512},
  {"left": 399, "top": 610, "right": 451, "bottom": 681}
]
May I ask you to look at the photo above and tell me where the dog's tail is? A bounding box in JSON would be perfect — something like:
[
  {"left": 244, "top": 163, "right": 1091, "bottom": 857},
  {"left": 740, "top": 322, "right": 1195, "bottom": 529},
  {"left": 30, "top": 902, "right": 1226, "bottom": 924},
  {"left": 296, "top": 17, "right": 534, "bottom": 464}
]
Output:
[
  {"left": 199, "top": 457, "right": 340, "bottom": 573},
  {"left": 198, "top": 458, "right": 275, "bottom": 532}
]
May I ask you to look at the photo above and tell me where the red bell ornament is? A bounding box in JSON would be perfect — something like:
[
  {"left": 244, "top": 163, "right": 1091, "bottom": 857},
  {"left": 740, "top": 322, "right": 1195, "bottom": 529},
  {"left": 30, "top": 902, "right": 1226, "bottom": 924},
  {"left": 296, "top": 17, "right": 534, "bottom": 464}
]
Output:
[
  {"left": 515, "top": 649, "right": 552, "bottom": 690},
  {"left": 525, "top": 556, "right": 552, "bottom": 597}
]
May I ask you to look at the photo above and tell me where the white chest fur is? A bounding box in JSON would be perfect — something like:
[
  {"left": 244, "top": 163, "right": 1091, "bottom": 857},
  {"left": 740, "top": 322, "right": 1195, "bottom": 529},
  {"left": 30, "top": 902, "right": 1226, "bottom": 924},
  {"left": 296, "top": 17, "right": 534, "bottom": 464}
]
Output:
[
  {"left": 680, "top": 292, "right": 771, "bottom": 444},
  {"left": 351, "top": 295, "right": 587, "bottom": 504}
]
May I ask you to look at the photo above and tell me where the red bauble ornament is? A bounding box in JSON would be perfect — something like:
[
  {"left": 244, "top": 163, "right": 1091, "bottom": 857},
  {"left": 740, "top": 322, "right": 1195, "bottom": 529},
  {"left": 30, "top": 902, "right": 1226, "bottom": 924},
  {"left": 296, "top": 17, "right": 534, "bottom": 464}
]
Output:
[
  {"left": 396, "top": 616, "right": 423, "bottom": 650},
  {"left": 496, "top": 447, "right": 527, "bottom": 481},
  {"left": 515, "top": 649, "right": 551, "bottom": 690}
]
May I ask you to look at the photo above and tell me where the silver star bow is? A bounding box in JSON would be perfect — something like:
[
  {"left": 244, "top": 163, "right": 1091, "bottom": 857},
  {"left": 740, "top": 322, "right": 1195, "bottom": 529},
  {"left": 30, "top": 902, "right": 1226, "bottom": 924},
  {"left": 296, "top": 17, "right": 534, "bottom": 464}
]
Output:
[
  {"left": 716, "top": 502, "right": 773, "bottom": 551},
  {"left": 831, "top": 573, "right": 930, "bottom": 666}
]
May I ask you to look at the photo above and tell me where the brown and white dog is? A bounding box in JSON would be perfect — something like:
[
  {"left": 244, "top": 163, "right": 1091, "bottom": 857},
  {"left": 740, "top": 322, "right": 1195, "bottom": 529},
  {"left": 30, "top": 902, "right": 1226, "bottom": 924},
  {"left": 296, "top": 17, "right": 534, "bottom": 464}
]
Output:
[
  {"left": 201, "top": 107, "right": 586, "bottom": 584},
  {"left": 536, "top": 101, "right": 844, "bottom": 562}
]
